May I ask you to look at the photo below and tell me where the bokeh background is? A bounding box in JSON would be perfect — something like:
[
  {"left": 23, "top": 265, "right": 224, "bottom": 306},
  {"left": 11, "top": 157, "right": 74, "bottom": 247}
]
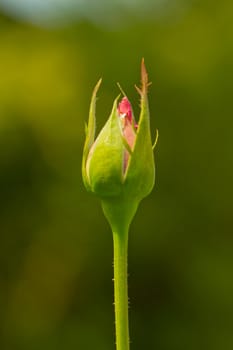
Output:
[{"left": 0, "top": 0, "right": 233, "bottom": 349}]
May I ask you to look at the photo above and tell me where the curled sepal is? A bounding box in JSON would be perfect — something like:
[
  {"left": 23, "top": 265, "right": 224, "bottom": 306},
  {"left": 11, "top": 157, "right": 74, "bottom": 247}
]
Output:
[
  {"left": 124, "top": 59, "right": 155, "bottom": 201},
  {"left": 82, "top": 79, "right": 102, "bottom": 191}
]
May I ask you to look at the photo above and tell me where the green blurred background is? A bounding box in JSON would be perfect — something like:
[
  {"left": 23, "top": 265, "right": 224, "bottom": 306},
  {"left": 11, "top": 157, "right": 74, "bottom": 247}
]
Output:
[{"left": 0, "top": 0, "right": 233, "bottom": 349}]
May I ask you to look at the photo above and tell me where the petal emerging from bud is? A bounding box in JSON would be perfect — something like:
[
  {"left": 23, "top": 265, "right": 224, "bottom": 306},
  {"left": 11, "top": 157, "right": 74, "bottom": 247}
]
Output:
[
  {"left": 118, "top": 97, "right": 133, "bottom": 122},
  {"left": 117, "top": 97, "right": 136, "bottom": 172}
]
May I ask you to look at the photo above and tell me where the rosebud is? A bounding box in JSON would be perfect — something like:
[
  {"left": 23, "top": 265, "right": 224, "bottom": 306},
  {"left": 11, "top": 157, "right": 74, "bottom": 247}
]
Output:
[{"left": 82, "top": 60, "right": 157, "bottom": 231}]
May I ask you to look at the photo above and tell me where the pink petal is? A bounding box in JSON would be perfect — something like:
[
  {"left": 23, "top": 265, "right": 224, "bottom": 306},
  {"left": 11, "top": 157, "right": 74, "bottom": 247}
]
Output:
[
  {"left": 118, "top": 97, "right": 132, "bottom": 122},
  {"left": 118, "top": 97, "right": 138, "bottom": 172}
]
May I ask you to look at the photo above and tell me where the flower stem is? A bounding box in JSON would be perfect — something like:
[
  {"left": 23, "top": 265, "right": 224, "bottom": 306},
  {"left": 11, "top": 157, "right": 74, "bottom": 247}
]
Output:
[{"left": 113, "top": 229, "right": 130, "bottom": 350}]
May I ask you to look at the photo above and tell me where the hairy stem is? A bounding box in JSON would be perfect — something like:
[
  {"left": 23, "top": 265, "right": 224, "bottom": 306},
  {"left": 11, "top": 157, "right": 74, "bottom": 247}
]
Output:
[{"left": 113, "top": 229, "right": 130, "bottom": 350}]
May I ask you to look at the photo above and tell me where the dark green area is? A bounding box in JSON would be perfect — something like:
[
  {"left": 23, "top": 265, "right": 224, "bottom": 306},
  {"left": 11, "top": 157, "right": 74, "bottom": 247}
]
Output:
[{"left": 0, "top": 1, "right": 233, "bottom": 349}]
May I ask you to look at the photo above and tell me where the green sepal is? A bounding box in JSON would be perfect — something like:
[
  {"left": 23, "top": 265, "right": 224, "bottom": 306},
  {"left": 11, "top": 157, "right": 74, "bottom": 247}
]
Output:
[
  {"left": 124, "top": 61, "right": 155, "bottom": 202},
  {"left": 82, "top": 79, "right": 102, "bottom": 191},
  {"left": 86, "top": 95, "right": 125, "bottom": 197}
]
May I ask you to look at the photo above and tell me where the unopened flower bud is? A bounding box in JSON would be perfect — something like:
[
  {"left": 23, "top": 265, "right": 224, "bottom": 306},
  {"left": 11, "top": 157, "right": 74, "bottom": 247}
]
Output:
[{"left": 82, "top": 60, "right": 157, "bottom": 231}]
